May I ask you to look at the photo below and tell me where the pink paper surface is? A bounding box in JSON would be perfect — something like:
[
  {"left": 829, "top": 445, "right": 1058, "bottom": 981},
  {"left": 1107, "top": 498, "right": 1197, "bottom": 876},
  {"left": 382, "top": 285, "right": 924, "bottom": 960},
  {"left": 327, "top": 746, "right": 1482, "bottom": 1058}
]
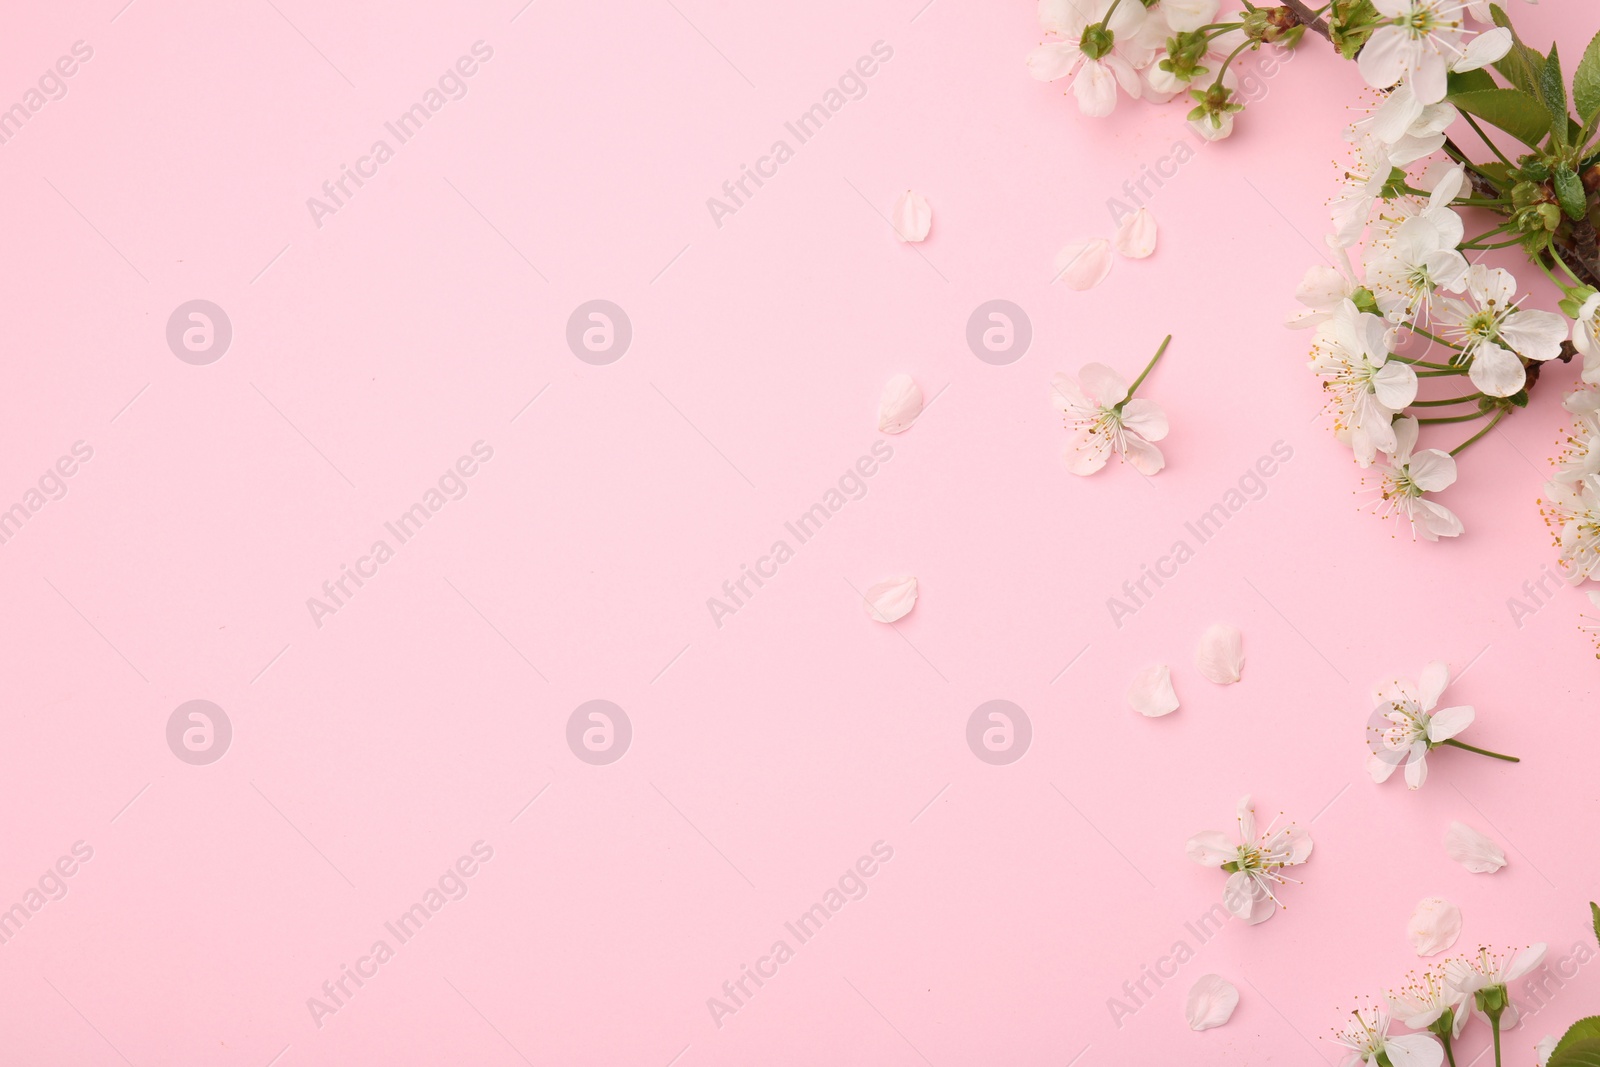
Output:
[{"left": 0, "top": 1, "right": 1595, "bottom": 1064}]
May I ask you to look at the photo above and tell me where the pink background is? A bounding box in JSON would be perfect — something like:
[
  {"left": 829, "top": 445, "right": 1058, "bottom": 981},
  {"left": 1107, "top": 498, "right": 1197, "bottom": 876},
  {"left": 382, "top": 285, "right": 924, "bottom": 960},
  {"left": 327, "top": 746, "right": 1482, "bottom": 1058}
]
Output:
[{"left": 1, "top": 0, "right": 1596, "bottom": 1063}]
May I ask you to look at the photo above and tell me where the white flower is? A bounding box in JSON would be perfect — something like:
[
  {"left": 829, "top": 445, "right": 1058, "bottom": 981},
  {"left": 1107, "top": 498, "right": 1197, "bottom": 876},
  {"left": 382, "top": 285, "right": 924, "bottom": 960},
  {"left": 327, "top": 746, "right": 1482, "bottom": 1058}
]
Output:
[
  {"left": 1445, "top": 944, "right": 1548, "bottom": 1028},
  {"left": 1552, "top": 388, "right": 1600, "bottom": 483},
  {"left": 1387, "top": 968, "right": 1471, "bottom": 1038},
  {"left": 1332, "top": 130, "right": 1403, "bottom": 247},
  {"left": 1359, "top": 83, "right": 1461, "bottom": 162},
  {"left": 1367, "top": 659, "right": 1474, "bottom": 788},
  {"left": 1444, "top": 820, "right": 1507, "bottom": 873},
  {"left": 1406, "top": 897, "right": 1463, "bottom": 956},
  {"left": 1359, "top": 0, "right": 1469, "bottom": 104},
  {"left": 1366, "top": 217, "right": 1469, "bottom": 323},
  {"left": 1151, "top": 0, "right": 1218, "bottom": 33},
  {"left": 1027, "top": 0, "right": 1147, "bottom": 117},
  {"left": 1050, "top": 362, "right": 1168, "bottom": 475},
  {"left": 1435, "top": 265, "right": 1568, "bottom": 397},
  {"left": 1540, "top": 476, "right": 1600, "bottom": 582},
  {"left": 1369, "top": 417, "right": 1463, "bottom": 541},
  {"left": 1309, "top": 302, "right": 1417, "bottom": 465},
  {"left": 1288, "top": 240, "right": 1361, "bottom": 329},
  {"left": 1186, "top": 795, "right": 1311, "bottom": 925},
  {"left": 1334, "top": 1008, "right": 1444, "bottom": 1067}
]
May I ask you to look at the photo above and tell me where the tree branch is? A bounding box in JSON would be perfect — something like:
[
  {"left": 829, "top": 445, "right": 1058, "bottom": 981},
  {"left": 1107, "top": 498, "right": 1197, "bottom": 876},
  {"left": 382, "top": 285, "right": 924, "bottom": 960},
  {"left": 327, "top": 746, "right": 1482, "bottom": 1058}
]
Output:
[{"left": 1279, "top": 0, "right": 1330, "bottom": 40}]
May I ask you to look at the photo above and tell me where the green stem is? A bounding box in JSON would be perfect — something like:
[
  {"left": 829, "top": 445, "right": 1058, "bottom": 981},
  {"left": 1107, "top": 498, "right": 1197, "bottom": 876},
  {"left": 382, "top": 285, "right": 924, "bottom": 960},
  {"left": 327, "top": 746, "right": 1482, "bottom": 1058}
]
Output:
[
  {"left": 1209, "top": 39, "right": 1254, "bottom": 90},
  {"left": 1439, "top": 737, "right": 1520, "bottom": 763},
  {"left": 1461, "top": 113, "right": 1518, "bottom": 172},
  {"left": 1462, "top": 235, "right": 1529, "bottom": 251},
  {"left": 1411, "top": 392, "right": 1486, "bottom": 406},
  {"left": 1491, "top": 1013, "right": 1503, "bottom": 1067},
  {"left": 1450, "top": 408, "right": 1507, "bottom": 454},
  {"left": 1399, "top": 324, "right": 1464, "bottom": 351},
  {"left": 1441, "top": 1030, "right": 1458, "bottom": 1067},
  {"left": 1416, "top": 368, "right": 1471, "bottom": 377},
  {"left": 1452, "top": 197, "right": 1511, "bottom": 207},
  {"left": 1127, "top": 335, "right": 1172, "bottom": 396},
  {"left": 1418, "top": 412, "right": 1486, "bottom": 424}
]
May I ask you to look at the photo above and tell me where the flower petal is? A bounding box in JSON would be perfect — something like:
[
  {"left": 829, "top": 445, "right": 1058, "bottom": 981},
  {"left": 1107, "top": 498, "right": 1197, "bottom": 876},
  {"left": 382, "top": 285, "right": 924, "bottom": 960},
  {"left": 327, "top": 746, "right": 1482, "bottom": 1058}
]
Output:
[
  {"left": 1123, "top": 433, "right": 1166, "bottom": 475},
  {"left": 1469, "top": 341, "right": 1527, "bottom": 397},
  {"left": 1186, "top": 830, "right": 1234, "bottom": 867},
  {"left": 1426, "top": 704, "right": 1475, "bottom": 742},
  {"left": 1078, "top": 363, "right": 1130, "bottom": 407},
  {"left": 862, "top": 576, "right": 918, "bottom": 623},
  {"left": 877, "top": 372, "right": 924, "bottom": 434},
  {"left": 1417, "top": 661, "right": 1450, "bottom": 709},
  {"left": 1113, "top": 207, "right": 1157, "bottom": 259},
  {"left": 1194, "top": 623, "right": 1244, "bottom": 684},
  {"left": 1120, "top": 398, "right": 1168, "bottom": 441},
  {"left": 1185, "top": 974, "right": 1239, "bottom": 1031},
  {"left": 1386, "top": 1032, "right": 1447, "bottom": 1067},
  {"left": 1406, "top": 897, "right": 1462, "bottom": 957},
  {"left": 1128, "top": 663, "right": 1179, "bottom": 717},
  {"left": 891, "top": 190, "right": 932, "bottom": 243},
  {"left": 1444, "top": 820, "right": 1507, "bottom": 873},
  {"left": 1057, "top": 238, "right": 1114, "bottom": 290}
]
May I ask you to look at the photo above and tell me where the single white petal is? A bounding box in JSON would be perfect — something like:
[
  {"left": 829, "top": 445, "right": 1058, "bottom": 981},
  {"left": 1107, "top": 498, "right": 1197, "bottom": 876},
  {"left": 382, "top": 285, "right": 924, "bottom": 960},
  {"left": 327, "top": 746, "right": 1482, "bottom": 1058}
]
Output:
[
  {"left": 1506, "top": 942, "right": 1549, "bottom": 980},
  {"left": 1408, "top": 449, "right": 1458, "bottom": 493},
  {"left": 1128, "top": 663, "right": 1179, "bottom": 717},
  {"left": 1425, "top": 704, "right": 1475, "bottom": 742},
  {"left": 1194, "top": 623, "right": 1244, "bottom": 684},
  {"left": 1386, "top": 1032, "right": 1446, "bottom": 1067},
  {"left": 1537, "top": 1035, "right": 1559, "bottom": 1067},
  {"left": 1186, "top": 830, "right": 1234, "bottom": 867},
  {"left": 1501, "top": 309, "right": 1568, "bottom": 361},
  {"left": 1057, "top": 238, "right": 1113, "bottom": 290},
  {"left": 1123, "top": 433, "right": 1166, "bottom": 475},
  {"left": 1027, "top": 40, "right": 1080, "bottom": 81},
  {"left": 1185, "top": 974, "right": 1239, "bottom": 1031},
  {"left": 1406, "top": 897, "right": 1463, "bottom": 956},
  {"left": 1455, "top": 27, "right": 1511, "bottom": 71},
  {"left": 1113, "top": 207, "right": 1157, "bottom": 259},
  {"left": 1468, "top": 341, "right": 1526, "bottom": 397},
  {"left": 1120, "top": 398, "right": 1168, "bottom": 441},
  {"left": 1444, "top": 820, "right": 1507, "bottom": 873},
  {"left": 1417, "top": 661, "right": 1450, "bottom": 709},
  {"left": 891, "top": 190, "right": 932, "bottom": 243},
  {"left": 1078, "top": 363, "right": 1130, "bottom": 407},
  {"left": 1405, "top": 750, "right": 1429, "bottom": 789},
  {"left": 1063, "top": 423, "right": 1112, "bottom": 475},
  {"left": 877, "top": 372, "right": 924, "bottom": 434},
  {"left": 1072, "top": 59, "right": 1120, "bottom": 116},
  {"left": 862, "top": 576, "right": 918, "bottom": 623}
]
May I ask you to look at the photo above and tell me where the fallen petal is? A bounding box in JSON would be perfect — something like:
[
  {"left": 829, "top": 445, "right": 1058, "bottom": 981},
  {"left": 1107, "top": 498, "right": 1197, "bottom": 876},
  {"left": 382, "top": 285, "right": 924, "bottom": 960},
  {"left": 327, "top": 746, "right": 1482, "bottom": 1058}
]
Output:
[
  {"left": 1056, "top": 238, "right": 1113, "bottom": 291},
  {"left": 1406, "top": 897, "right": 1462, "bottom": 957},
  {"left": 1194, "top": 623, "right": 1244, "bottom": 684},
  {"left": 877, "top": 373, "right": 924, "bottom": 434},
  {"left": 1113, "top": 207, "right": 1157, "bottom": 259},
  {"left": 1444, "top": 820, "right": 1506, "bottom": 873},
  {"left": 863, "top": 576, "right": 918, "bottom": 623},
  {"left": 1185, "top": 974, "right": 1239, "bottom": 1031},
  {"left": 1128, "top": 664, "right": 1179, "bottom": 717},
  {"left": 892, "top": 190, "right": 932, "bottom": 243}
]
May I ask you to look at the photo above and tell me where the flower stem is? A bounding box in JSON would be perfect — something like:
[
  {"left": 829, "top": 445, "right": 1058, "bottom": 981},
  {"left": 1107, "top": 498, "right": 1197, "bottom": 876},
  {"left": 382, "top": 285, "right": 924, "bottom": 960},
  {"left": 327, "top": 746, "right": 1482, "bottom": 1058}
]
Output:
[
  {"left": 1491, "top": 1014, "right": 1503, "bottom": 1067},
  {"left": 1411, "top": 392, "right": 1486, "bottom": 406},
  {"left": 1399, "top": 324, "right": 1464, "bottom": 351},
  {"left": 1441, "top": 1031, "right": 1458, "bottom": 1067},
  {"left": 1418, "top": 411, "right": 1487, "bottom": 425},
  {"left": 1127, "top": 335, "right": 1172, "bottom": 396},
  {"left": 1450, "top": 408, "right": 1507, "bottom": 454},
  {"left": 1461, "top": 113, "right": 1518, "bottom": 172},
  {"left": 1439, "top": 738, "right": 1520, "bottom": 763}
]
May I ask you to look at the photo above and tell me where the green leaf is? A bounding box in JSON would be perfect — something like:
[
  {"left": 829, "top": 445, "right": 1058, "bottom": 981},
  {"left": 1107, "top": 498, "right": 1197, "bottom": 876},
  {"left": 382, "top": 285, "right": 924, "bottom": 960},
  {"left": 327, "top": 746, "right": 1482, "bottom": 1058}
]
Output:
[
  {"left": 1552, "top": 1019, "right": 1600, "bottom": 1067},
  {"left": 1451, "top": 88, "right": 1554, "bottom": 147},
  {"left": 1591, "top": 901, "right": 1600, "bottom": 945},
  {"left": 1551, "top": 1036, "right": 1600, "bottom": 1067},
  {"left": 1490, "top": 4, "right": 1545, "bottom": 94},
  {"left": 1577, "top": 31, "right": 1600, "bottom": 121},
  {"left": 1539, "top": 41, "right": 1569, "bottom": 145},
  {"left": 1447, "top": 68, "right": 1497, "bottom": 96},
  {"left": 1556, "top": 164, "right": 1587, "bottom": 219}
]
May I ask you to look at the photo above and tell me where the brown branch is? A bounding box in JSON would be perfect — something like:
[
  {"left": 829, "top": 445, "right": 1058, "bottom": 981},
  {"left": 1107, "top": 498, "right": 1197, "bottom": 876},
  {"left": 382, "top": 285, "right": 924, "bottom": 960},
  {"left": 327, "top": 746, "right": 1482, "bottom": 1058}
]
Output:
[{"left": 1278, "top": 0, "right": 1330, "bottom": 40}]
